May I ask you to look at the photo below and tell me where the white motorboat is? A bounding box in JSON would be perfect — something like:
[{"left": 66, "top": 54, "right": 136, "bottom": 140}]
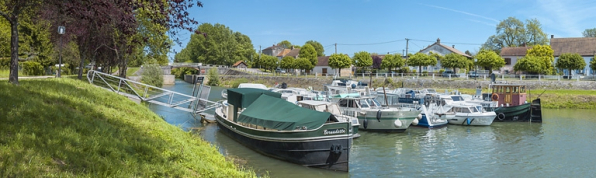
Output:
[{"left": 435, "top": 103, "right": 496, "bottom": 126}]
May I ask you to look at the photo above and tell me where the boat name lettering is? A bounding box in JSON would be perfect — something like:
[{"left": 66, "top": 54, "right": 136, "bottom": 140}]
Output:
[{"left": 324, "top": 128, "right": 346, "bottom": 135}]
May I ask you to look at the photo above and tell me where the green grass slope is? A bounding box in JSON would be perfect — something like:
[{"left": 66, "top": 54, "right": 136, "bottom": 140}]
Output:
[{"left": 0, "top": 78, "right": 257, "bottom": 177}]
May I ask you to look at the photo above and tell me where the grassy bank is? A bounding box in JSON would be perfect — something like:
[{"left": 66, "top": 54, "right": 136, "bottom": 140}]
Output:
[{"left": 0, "top": 78, "right": 257, "bottom": 177}]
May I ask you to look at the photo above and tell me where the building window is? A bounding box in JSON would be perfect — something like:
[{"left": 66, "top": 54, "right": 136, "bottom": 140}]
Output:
[{"left": 504, "top": 58, "right": 511, "bottom": 65}]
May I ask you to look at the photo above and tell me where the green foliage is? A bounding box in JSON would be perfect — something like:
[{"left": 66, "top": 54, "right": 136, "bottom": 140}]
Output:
[
  {"left": 0, "top": 57, "right": 9, "bottom": 67},
  {"left": 171, "top": 67, "right": 198, "bottom": 79},
  {"left": 0, "top": 79, "right": 257, "bottom": 177},
  {"left": 475, "top": 50, "right": 505, "bottom": 71},
  {"left": 295, "top": 58, "right": 314, "bottom": 72},
  {"left": 396, "top": 67, "right": 410, "bottom": 73},
  {"left": 278, "top": 40, "right": 292, "bottom": 49},
  {"left": 407, "top": 53, "right": 436, "bottom": 74},
  {"left": 231, "top": 78, "right": 249, "bottom": 88},
  {"left": 299, "top": 44, "right": 318, "bottom": 66},
  {"left": 482, "top": 17, "right": 548, "bottom": 52},
  {"left": 438, "top": 69, "right": 445, "bottom": 74},
  {"left": 556, "top": 53, "right": 586, "bottom": 77},
  {"left": 0, "top": 18, "right": 9, "bottom": 57},
  {"left": 305, "top": 40, "right": 324, "bottom": 56},
  {"left": 526, "top": 44, "right": 555, "bottom": 74},
  {"left": 381, "top": 54, "right": 404, "bottom": 72},
  {"left": 514, "top": 56, "right": 544, "bottom": 73},
  {"left": 175, "top": 23, "right": 255, "bottom": 66},
  {"left": 441, "top": 53, "right": 468, "bottom": 72},
  {"left": 259, "top": 54, "right": 278, "bottom": 71},
  {"left": 328, "top": 53, "right": 351, "bottom": 76},
  {"left": 352, "top": 51, "right": 372, "bottom": 68},
  {"left": 141, "top": 63, "right": 164, "bottom": 87},
  {"left": 51, "top": 63, "right": 71, "bottom": 75},
  {"left": 17, "top": 18, "right": 54, "bottom": 67},
  {"left": 21, "top": 61, "right": 44, "bottom": 75},
  {"left": 207, "top": 67, "right": 220, "bottom": 86},
  {"left": 280, "top": 56, "right": 295, "bottom": 70},
  {"left": 583, "top": 28, "right": 596, "bottom": 37}
]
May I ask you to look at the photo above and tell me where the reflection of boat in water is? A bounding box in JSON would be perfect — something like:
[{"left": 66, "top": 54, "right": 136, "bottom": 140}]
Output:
[
  {"left": 215, "top": 88, "right": 351, "bottom": 171},
  {"left": 298, "top": 100, "right": 361, "bottom": 139}
]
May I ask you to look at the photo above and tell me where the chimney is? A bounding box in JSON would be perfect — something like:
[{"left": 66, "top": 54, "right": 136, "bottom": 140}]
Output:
[
  {"left": 551, "top": 35, "right": 554, "bottom": 39},
  {"left": 437, "top": 38, "right": 441, "bottom": 44},
  {"left": 523, "top": 43, "right": 526, "bottom": 47},
  {"left": 452, "top": 45, "right": 455, "bottom": 48},
  {"left": 291, "top": 46, "right": 294, "bottom": 50}
]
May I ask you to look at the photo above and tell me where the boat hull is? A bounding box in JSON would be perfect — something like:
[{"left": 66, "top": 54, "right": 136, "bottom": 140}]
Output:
[
  {"left": 493, "top": 99, "right": 542, "bottom": 122},
  {"left": 357, "top": 110, "right": 420, "bottom": 132},
  {"left": 444, "top": 114, "right": 495, "bottom": 126},
  {"left": 215, "top": 109, "right": 351, "bottom": 172},
  {"left": 415, "top": 114, "right": 448, "bottom": 128}
]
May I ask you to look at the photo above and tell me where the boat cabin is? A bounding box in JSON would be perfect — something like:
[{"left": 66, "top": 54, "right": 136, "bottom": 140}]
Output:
[
  {"left": 443, "top": 104, "right": 484, "bottom": 115},
  {"left": 487, "top": 84, "right": 527, "bottom": 107},
  {"left": 337, "top": 96, "right": 381, "bottom": 109}
]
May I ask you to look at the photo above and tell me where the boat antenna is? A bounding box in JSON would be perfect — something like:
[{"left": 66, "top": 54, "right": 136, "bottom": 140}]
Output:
[{"left": 536, "top": 90, "right": 546, "bottom": 99}]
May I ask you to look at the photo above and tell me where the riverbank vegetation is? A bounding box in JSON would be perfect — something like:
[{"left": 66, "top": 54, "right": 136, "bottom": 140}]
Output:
[{"left": 0, "top": 78, "right": 258, "bottom": 177}]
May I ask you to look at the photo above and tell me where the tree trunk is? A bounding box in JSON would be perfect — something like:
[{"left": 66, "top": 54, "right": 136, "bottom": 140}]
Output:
[
  {"left": 418, "top": 66, "right": 422, "bottom": 75},
  {"left": 78, "top": 45, "right": 86, "bottom": 79},
  {"left": 9, "top": 18, "right": 19, "bottom": 85}
]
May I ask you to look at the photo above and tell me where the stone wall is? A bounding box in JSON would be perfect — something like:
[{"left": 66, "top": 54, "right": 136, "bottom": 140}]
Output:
[{"left": 217, "top": 75, "right": 596, "bottom": 90}]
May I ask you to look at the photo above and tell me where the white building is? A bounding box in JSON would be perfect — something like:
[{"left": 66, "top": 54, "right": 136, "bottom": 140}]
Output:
[
  {"left": 416, "top": 38, "right": 472, "bottom": 73},
  {"left": 499, "top": 46, "right": 531, "bottom": 74}
]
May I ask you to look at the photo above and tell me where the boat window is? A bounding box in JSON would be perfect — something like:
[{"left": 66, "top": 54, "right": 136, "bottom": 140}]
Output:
[
  {"left": 475, "top": 106, "right": 482, "bottom": 112},
  {"left": 513, "top": 87, "right": 518, "bottom": 93},
  {"left": 348, "top": 100, "right": 358, "bottom": 108},
  {"left": 339, "top": 99, "right": 348, "bottom": 107},
  {"left": 359, "top": 99, "right": 370, "bottom": 108},
  {"left": 506, "top": 87, "right": 511, "bottom": 93},
  {"left": 451, "top": 96, "right": 463, "bottom": 101},
  {"left": 368, "top": 98, "right": 381, "bottom": 107},
  {"left": 461, "top": 107, "right": 471, "bottom": 113},
  {"left": 520, "top": 86, "right": 525, "bottom": 93}
]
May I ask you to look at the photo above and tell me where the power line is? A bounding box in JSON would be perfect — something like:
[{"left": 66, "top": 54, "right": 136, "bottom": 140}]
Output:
[
  {"left": 337, "top": 39, "right": 405, "bottom": 46},
  {"left": 410, "top": 38, "right": 483, "bottom": 45}
]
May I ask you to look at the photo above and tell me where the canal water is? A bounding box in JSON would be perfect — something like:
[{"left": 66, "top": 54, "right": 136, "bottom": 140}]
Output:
[{"left": 148, "top": 79, "right": 596, "bottom": 177}]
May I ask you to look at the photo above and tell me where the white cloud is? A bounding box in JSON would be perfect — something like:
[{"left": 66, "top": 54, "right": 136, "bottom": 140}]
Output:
[
  {"left": 534, "top": 0, "right": 596, "bottom": 37},
  {"left": 421, "top": 4, "right": 500, "bottom": 23},
  {"left": 467, "top": 19, "right": 497, "bottom": 27}
]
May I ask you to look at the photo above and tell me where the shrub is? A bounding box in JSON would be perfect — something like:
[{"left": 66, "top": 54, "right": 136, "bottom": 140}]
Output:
[
  {"left": 439, "top": 69, "right": 445, "bottom": 74},
  {"left": 0, "top": 57, "right": 10, "bottom": 68},
  {"left": 207, "top": 67, "right": 220, "bottom": 86},
  {"left": 141, "top": 63, "right": 164, "bottom": 87},
  {"left": 231, "top": 78, "right": 249, "bottom": 88},
  {"left": 22, "top": 61, "right": 44, "bottom": 76},
  {"left": 422, "top": 71, "right": 428, "bottom": 76},
  {"left": 412, "top": 69, "right": 417, "bottom": 74},
  {"left": 396, "top": 68, "right": 410, "bottom": 74}
]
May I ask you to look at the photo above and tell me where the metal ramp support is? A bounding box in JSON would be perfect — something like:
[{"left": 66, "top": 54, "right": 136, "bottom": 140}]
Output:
[{"left": 86, "top": 70, "right": 221, "bottom": 118}]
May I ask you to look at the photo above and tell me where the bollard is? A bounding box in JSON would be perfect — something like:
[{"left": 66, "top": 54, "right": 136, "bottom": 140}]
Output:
[
  {"left": 432, "top": 74, "right": 435, "bottom": 80},
  {"left": 520, "top": 75, "right": 522, "bottom": 80},
  {"left": 449, "top": 75, "right": 451, "bottom": 80}
]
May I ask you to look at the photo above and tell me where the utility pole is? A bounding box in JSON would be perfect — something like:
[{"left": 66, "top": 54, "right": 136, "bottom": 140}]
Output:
[
  {"left": 405, "top": 38, "right": 410, "bottom": 67},
  {"left": 335, "top": 43, "right": 337, "bottom": 54},
  {"left": 402, "top": 49, "right": 405, "bottom": 57}
]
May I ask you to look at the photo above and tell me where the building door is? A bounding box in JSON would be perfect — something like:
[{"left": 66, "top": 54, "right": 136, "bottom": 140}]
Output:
[{"left": 322, "top": 68, "right": 328, "bottom": 74}]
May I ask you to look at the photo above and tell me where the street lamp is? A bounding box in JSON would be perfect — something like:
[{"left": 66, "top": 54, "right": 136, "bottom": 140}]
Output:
[
  {"left": 474, "top": 58, "right": 478, "bottom": 80},
  {"left": 58, "top": 26, "right": 65, "bottom": 77}
]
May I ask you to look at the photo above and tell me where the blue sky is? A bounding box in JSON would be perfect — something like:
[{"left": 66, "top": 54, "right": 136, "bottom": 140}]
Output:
[{"left": 169, "top": 0, "right": 596, "bottom": 60}]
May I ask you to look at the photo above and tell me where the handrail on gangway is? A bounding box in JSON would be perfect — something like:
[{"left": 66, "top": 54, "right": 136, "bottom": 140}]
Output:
[{"left": 86, "top": 70, "right": 220, "bottom": 120}]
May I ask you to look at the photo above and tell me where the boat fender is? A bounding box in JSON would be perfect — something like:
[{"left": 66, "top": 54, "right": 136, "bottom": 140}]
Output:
[
  {"left": 492, "top": 93, "right": 499, "bottom": 101},
  {"left": 363, "top": 118, "right": 368, "bottom": 129},
  {"left": 424, "top": 100, "right": 430, "bottom": 107},
  {"left": 417, "top": 114, "right": 423, "bottom": 120},
  {"left": 466, "top": 118, "right": 472, "bottom": 125},
  {"left": 412, "top": 118, "right": 419, "bottom": 125},
  {"left": 441, "top": 99, "right": 446, "bottom": 106},
  {"left": 394, "top": 119, "right": 402, "bottom": 128},
  {"left": 376, "top": 110, "right": 382, "bottom": 122},
  {"left": 497, "top": 113, "right": 505, "bottom": 120},
  {"left": 330, "top": 144, "right": 342, "bottom": 154}
]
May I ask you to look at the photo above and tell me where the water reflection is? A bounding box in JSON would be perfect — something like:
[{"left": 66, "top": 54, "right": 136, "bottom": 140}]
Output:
[{"left": 148, "top": 80, "right": 596, "bottom": 177}]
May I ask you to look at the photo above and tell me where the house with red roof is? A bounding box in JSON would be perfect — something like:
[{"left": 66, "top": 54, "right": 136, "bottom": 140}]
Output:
[{"left": 232, "top": 61, "right": 247, "bottom": 68}]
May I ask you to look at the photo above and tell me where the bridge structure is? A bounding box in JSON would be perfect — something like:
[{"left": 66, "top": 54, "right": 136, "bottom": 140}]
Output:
[{"left": 86, "top": 70, "right": 221, "bottom": 120}]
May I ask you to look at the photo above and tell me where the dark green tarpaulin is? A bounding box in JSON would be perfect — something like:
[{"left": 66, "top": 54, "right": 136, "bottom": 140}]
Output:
[
  {"left": 237, "top": 94, "right": 331, "bottom": 131},
  {"left": 227, "top": 88, "right": 281, "bottom": 108}
]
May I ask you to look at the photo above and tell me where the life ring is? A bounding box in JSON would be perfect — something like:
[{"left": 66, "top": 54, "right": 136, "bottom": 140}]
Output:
[
  {"left": 491, "top": 93, "right": 499, "bottom": 101},
  {"left": 376, "top": 110, "right": 382, "bottom": 122},
  {"left": 497, "top": 113, "right": 505, "bottom": 120}
]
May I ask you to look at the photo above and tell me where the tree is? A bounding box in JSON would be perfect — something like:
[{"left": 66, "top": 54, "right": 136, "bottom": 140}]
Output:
[
  {"left": 328, "top": 53, "right": 351, "bottom": 77},
  {"left": 0, "top": 18, "right": 10, "bottom": 58},
  {"left": 441, "top": 53, "right": 467, "bottom": 73},
  {"left": 476, "top": 50, "right": 505, "bottom": 72},
  {"left": 514, "top": 56, "right": 544, "bottom": 74},
  {"left": 0, "top": 0, "right": 42, "bottom": 84},
  {"left": 305, "top": 40, "right": 324, "bottom": 56},
  {"left": 141, "top": 61, "right": 164, "bottom": 88},
  {"left": 278, "top": 40, "right": 292, "bottom": 49},
  {"left": 295, "top": 58, "right": 313, "bottom": 73},
  {"left": 407, "top": 53, "right": 436, "bottom": 74},
  {"left": 556, "top": 53, "right": 586, "bottom": 79},
  {"left": 526, "top": 44, "right": 555, "bottom": 74},
  {"left": 381, "top": 54, "right": 404, "bottom": 73},
  {"left": 299, "top": 44, "right": 317, "bottom": 67},
  {"left": 280, "top": 56, "right": 295, "bottom": 71},
  {"left": 482, "top": 17, "right": 548, "bottom": 53},
  {"left": 352, "top": 51, "right": 372, "bottom": 69},
  {"left": 583, "top": 28, "right": 596, "bottom": 37},
  {"left": 372, "top": 55, "right": 382, "bottom": 70},
  {"left": 260, "top": 54, "right": 278, "bottom": 72}
]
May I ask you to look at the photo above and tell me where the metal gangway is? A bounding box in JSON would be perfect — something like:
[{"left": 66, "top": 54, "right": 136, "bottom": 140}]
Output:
[{"left": 86, "top": 70, "right": 221, "bottom": 120}]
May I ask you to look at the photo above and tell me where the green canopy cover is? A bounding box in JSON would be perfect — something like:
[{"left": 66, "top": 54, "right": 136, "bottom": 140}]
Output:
[
  {"left": 237, "top": 94, "right": 331, "bottom": 131},
  {"left": 227, "top": 88, "right": 282, "bottom": 108}
]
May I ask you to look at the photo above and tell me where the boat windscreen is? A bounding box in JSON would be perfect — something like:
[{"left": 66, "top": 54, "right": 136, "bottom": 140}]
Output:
[{"left": 451, "top": 96, "right": 464, "bottom": 101}]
